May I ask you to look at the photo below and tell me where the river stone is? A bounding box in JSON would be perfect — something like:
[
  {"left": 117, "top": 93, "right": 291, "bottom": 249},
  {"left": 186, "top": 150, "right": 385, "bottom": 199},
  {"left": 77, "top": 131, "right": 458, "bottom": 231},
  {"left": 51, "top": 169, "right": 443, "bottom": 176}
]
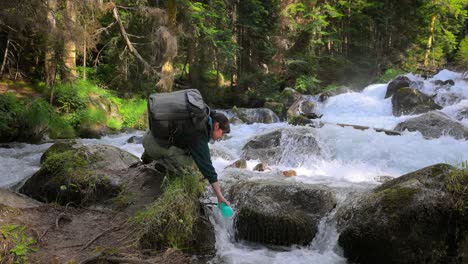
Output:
[
  {"left": 318, "top": 86, "right": 352, "bottom": 102},
  {"left": 225, "top": 159, "right": 247, "bottom": 169},
  {"left": 385, "top": 75, "right": 411, "bottom": 98},
  {"left": 287, "top": 95, "right": 317, "bottom": 120},
  {"left": 392, "top": 88, "right": 442, "bottom": 116},
  {"left": 225, "top": 108, "right": 280, "bottom": 124},
  {"left": 230, "top": 180, "right": 336, "bottom": 246},
  {"left": 20, "top": 143, "right": 139, "bottom": 206},
  {"left": 263, "top": 101, "right": 285, "bottom": 119},
  {"left": 456, "top": 107, "right": 468, "bottom": 121},
  {"left": 281, "top": 87, "right": 302, "bottom": 109},
  {"left": 337, "top": 163, "right": 468, "bottom": 264},
  {"left": 394, "top": 111, "right": 468, "bottom": 139},
  {"left": 241, "top": 127, "right": 321, "bottom": 165},
  {"left": 127, "top": 135, "right": 143, "bottom": 144}
]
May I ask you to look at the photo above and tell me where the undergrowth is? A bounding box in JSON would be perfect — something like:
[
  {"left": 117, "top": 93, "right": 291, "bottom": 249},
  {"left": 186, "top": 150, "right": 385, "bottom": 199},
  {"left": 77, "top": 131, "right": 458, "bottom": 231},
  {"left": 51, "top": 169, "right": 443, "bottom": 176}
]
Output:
[
  {"left": 134, "top": 169, "right": 205, "bottom": 250},
  {"left": 0, "top": 224, "right": 36, "bottom": 264}
]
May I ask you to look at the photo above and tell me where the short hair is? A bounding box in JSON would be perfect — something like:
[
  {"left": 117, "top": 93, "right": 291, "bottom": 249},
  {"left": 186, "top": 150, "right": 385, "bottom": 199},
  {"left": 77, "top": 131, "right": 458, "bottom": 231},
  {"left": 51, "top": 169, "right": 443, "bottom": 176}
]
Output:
[{"left": 211, "top": 112, "right": 230, "bottom": 134}]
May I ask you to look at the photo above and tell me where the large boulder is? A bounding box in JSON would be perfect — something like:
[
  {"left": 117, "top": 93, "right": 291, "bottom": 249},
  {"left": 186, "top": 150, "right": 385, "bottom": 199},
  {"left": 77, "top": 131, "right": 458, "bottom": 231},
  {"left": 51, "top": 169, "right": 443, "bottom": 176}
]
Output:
[
  {"left": 287, "top": 96, "right": 321, "bottom": 120},
  {"left": 280, "top": 87, "right": 302, "bottom": 109},
  {"left": 337, "top": 164, "right": 468, "bottom": 264},
  {"left": 385, "top": 75, "right": 411, "bottom": 98},
  {"left": 394, "top": 111, "right": 468, "bottom": 140},
  {"left": 20, "top": 142, "right": 139, "bottom": 206},
  {"left": 318, "top": 86, "right": 352, "bottom": 102},
  {"left": 229, "top": 180, "right": 336, "bottom": 246},
  {"left": 392, "top": 88, "right": 442, "bottom": 116},
  {"left": 241, "top": 127, "right": 321, "bottom": 165},
  {"left": 226, "top": 107, "right": 280, "bottom": 124}
]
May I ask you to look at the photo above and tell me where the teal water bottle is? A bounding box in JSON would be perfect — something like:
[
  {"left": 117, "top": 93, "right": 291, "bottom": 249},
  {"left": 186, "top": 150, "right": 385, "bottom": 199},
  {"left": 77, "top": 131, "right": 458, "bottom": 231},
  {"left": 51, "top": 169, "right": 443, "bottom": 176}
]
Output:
[{"left": 218, "top": 202, "right": 234, "bottom": 218}]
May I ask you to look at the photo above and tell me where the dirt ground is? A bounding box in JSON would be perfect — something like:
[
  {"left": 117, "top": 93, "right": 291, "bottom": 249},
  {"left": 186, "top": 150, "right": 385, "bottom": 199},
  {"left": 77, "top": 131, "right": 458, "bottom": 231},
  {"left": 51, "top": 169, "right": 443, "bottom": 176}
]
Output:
[{"left": 0, "top": 190, "right": 194, "bottom": 264}]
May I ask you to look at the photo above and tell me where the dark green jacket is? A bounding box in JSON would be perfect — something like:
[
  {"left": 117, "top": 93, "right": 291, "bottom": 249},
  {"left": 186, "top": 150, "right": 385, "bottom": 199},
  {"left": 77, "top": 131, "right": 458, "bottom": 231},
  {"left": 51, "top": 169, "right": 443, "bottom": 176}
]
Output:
[{"left": 175, "top": 117, "right": 218, "bottom": 184}]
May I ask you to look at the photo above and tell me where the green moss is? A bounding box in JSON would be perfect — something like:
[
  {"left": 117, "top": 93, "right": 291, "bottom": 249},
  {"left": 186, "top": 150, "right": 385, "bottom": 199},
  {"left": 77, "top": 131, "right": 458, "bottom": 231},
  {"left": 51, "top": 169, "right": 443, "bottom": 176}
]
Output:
[
  {"left": 106, "top": 118, "right": 123, "bottom": 131},
  {"left": 444, "top": 163, "right": 468, "bottom": 215},
  {"left": 264, "top": 102, "right": 285, "bottom": 115},
  {"left": 41, "top": 150, "right": 117, "bottom": 205},
  {"left": 377, "top": 187, "right": 420, "bottom": 211},
  {"left": 379, "top": 68, "right": 406, "bottom": 82},
  {"left": 0, "top": 224, "right": 36, "bottom": 264},
  {"left": 288, "top": 115, "right": 311, "bottom": 126},
  {"left": 134, "top": 170, "right": 205, "bottom": 250}
]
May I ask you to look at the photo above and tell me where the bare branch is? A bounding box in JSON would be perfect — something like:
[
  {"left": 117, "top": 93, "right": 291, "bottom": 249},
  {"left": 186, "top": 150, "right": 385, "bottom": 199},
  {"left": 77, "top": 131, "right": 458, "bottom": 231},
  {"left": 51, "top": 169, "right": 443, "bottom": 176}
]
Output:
[
  {"left": 93, "top": 21, "right": 116, "bottom": 36},
  {"left": 112, "top": 4, "right": 155, "bottom": 75}
]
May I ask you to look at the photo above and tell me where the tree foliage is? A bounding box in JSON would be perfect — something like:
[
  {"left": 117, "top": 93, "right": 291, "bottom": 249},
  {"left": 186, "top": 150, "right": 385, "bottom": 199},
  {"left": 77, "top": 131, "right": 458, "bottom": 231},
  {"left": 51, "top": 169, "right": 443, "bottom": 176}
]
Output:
[{"left": 0, "top": 0, "right": 467, "bottom": 106}]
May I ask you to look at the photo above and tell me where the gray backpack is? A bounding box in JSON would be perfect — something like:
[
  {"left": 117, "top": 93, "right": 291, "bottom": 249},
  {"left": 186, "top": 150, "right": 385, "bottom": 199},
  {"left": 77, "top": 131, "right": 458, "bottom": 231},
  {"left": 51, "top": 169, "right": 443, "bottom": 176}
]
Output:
[{"left": 148, "top": 89, "right": 210, "bottom": 143}]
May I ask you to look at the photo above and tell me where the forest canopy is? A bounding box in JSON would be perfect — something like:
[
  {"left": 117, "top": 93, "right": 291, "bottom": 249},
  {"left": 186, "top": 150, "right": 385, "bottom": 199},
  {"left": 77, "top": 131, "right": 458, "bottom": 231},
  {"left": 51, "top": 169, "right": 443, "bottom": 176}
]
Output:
[{"left": 0, "top": 0, "right": 467, "bottom": 107}]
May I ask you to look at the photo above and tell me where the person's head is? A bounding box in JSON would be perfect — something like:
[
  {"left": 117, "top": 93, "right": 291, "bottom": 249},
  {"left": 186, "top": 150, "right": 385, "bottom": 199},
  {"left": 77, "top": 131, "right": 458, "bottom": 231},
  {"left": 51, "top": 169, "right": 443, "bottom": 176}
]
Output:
[{"left": 211, "top": 112, "right": 230, "bottom": 141}]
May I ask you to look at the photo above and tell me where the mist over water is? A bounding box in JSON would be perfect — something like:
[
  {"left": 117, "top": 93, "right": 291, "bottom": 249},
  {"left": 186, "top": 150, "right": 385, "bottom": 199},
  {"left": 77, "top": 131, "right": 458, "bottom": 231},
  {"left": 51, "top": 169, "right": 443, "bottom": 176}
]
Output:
[{"left": 1, "top": 70, "right": 468, "bottom": 263}]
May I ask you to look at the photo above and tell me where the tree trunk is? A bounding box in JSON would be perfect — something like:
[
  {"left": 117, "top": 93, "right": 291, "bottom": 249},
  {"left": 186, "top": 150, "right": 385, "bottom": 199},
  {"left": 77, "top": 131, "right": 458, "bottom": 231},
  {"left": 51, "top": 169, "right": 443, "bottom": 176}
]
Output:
[
  {"left": 424, "top": 15, "right": 437, "bottom": 67},
  {"left": 83, "top": 24, "right": 87, "bottom": 80},
  {"left": 157, "top": 0, "right": 177, "bottom": 92},
  {"left": 45, "top": 0, "right": 57, "bottom": 87},
  {"left": 63, "top": 0, "right": 77, "bottom": 82},
  {"left": 0, "top": 38, "right": 10, "bottom": 77}
]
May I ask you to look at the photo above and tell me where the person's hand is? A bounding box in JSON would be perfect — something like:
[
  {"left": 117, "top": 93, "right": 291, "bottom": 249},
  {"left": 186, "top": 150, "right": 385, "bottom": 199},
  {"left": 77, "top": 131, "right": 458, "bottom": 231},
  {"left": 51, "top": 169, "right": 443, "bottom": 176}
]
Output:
[{"left": 217, "top": 195, "right": 231, "bottom": 206}]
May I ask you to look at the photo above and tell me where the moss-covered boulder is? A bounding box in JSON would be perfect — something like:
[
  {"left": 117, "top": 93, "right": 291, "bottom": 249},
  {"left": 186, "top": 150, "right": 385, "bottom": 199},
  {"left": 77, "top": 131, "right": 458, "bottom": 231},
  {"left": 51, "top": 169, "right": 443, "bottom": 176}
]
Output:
[
  {"left": 394, "top": 111, "right": 468, "bottom": 139},
  {"left": 229, "top": 180, "right": 336, "bottom": 246},
  {"left": 392, "top": 88, "right": 442, "bottom": 116},
  {"left": 20, "top": 143, "right": 139, "bottom": 206},
  {"left": 385, "top": 75, "right": 412, "bottom": 98},
  {"left": 280, "top": 87, "right": 302, "bottom": 109},
  {"left": 288, "top": 115, "right": 314, "bottom": 126},
  {"left": 241, "top": 127, "right": 321, "bottom": 165},
  {"left": 337, "top": 163, "right": 468, "bottom": 264}
]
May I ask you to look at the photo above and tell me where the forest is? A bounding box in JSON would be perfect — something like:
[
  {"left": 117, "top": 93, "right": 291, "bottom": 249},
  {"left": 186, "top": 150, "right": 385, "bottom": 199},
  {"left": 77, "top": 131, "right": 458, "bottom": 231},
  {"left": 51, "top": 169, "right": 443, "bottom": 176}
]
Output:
[{"left": 0, "top": 0, "right": 467, "bottom": 140}]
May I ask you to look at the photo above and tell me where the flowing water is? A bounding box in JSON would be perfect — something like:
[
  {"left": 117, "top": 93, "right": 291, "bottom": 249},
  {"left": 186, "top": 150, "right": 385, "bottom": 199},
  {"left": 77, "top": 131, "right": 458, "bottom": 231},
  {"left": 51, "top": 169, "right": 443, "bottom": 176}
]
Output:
[{"left": 1, "top": 70, "right": 468, "bottom": 263}]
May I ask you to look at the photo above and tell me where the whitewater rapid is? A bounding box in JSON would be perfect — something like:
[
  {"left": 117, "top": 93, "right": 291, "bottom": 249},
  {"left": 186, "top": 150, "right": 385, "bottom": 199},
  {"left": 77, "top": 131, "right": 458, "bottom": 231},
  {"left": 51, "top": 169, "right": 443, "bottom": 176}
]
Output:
[{"left": 1, "top": 69, "right": 467, "bottom": 263}]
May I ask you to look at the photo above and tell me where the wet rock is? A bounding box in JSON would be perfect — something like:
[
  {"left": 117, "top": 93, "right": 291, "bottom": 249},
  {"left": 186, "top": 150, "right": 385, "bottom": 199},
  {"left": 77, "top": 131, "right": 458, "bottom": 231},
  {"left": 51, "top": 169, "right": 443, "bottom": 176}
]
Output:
[
  {"left": 230, "top": 180, "right": 336, "bottom": 246},
  {"left": 281, "top": 87, "right": 302, "bottom": 109},
  {"left": 288, "top": 115, "right": 314, "bottom": 126},
  {"left": 253, "top": 163, "right": 270, "bottom": 172},
  {"left": 318, "top": 86, "right": 352, "bottom": 102},
  {"left": 385, "top": 76, "right": 411, "bottom": 98},
  {"left": 394, "top": 111, "right": 468, "bottom": 139},
  {"left": 456, "top": 107, "right": 468, "bottom": 121},
  {"left": 433, "top": 79, "right": 455, "bottom": 86},
  {"left": 287, "top": 96, "right": 317, "bottom": 120},
  {"left": 392, "top": 88, "right": 442, "bottom": 116},
  {"left": 21, "top": 143, "right": 139, "bottom": 206},
  {"left": 225, "top": 108, "right": 280, "bottom": 124},
  {"left": 127, "top": 135, "right": 143, "bottom": 144},
  {"left": 229, "top": 116, "right": 244, "bottom": 125},
  {"left": 263, "top": 101, "right": 286, "bottom": 119},
  {"left": 282, "top": 170, "right": 297, "bottom": 177},
  {"left": 337, "top": 164, "right": 468, "bottom": 264},
  {"left": 226, "top": 159, "right": 247, "bottom": 169},
  {"left": 241, "top": 127, "right": 321, "bottom": 165},
  {"left": 433, "top": 92, "right": 463, "bottom": 106}
]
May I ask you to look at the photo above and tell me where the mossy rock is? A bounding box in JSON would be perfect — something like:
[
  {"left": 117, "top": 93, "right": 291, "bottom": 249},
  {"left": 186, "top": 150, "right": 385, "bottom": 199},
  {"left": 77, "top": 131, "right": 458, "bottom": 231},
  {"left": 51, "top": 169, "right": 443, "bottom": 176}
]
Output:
[
  {"left": 230, "top": 180, "right": 336, "bottom": 246},
  {"left": 394, "top": 111, "right": 468, "bottom": 140},
  {"left": 263, "top": 102, "right": 285, "bottom": 119},
  {"left": 20, "top": 143, "right": 139, "bottom": 206},
  {"left": 40, "top": 140, "right": 78, "bottom": 164},
  {"left": 392, "top": 88, "right": 442, "bottom": 116},
  {"left": 288, "top": 115, "right": 313, "bottom": 126},
  {"left": 337, "top": 163, "right": 468, "bottom": 264}
]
